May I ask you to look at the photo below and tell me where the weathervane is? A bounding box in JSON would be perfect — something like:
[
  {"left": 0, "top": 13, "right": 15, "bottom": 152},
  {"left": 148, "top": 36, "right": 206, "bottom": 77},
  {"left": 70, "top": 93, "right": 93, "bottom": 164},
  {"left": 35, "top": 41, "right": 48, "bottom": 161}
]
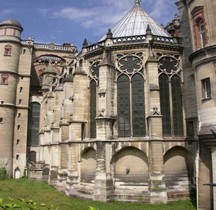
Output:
[{"left": 135, "top": 0, "right": 141, "bottom": 6}]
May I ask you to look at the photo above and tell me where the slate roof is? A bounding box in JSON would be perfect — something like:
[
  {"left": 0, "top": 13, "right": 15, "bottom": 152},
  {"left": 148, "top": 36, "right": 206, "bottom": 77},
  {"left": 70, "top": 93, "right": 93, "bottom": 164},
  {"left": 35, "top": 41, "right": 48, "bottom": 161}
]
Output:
[{"left": 101, "top": 2, "right": 170, "bottom": 40}]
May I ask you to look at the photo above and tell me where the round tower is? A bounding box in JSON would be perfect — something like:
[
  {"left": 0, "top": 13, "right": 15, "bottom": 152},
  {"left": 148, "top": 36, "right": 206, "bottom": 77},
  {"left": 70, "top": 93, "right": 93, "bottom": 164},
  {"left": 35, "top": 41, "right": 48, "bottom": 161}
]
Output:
[{"left": 0, "top": 19, "right": 23, "bottom": 176}]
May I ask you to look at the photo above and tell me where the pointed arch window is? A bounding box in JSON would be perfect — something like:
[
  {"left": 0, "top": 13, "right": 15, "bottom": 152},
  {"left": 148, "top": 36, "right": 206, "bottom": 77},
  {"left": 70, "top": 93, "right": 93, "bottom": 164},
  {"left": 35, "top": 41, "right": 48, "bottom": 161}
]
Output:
[
  {"left": 89, "top": 60, "right": 100, "bottom": 139},
  {"left": 117, "top": 53, "right": 145, "bottom": 138},
  {"left": 158, "top": 55, "right": 184, "bottom": 137},
  {"left": 28, "top": 102, "right": 40, "bottom": 146},
  {"left": 90, "top": 80, "right": 96, "bottom": 138}
]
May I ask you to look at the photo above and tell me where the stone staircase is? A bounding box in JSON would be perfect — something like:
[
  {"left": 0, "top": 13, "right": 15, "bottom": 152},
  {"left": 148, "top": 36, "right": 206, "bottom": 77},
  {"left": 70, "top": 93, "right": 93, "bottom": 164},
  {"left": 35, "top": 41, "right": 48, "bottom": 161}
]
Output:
[
  {"left": 113, "top": 180, "right": 149, "bottom": 202},
  {"left": 165, "top": 172, "right": 190, "bottom": 200},
  {"left": 67, "top": 183, "right": 94, "bottom": 200}
]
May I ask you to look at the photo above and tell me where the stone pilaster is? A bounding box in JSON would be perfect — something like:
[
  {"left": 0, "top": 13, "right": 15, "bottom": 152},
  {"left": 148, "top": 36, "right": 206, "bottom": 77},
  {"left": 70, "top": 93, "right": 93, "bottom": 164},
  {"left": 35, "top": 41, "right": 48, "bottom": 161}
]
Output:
[
  {"left": 146, "top": 55, "right": 167, "bottom": 203},
  {"left": 66, "top": 143, "right": 79, "bottom": 196},
  {"left": 149, "top": 140, "right": 167, "bottom": 204}
]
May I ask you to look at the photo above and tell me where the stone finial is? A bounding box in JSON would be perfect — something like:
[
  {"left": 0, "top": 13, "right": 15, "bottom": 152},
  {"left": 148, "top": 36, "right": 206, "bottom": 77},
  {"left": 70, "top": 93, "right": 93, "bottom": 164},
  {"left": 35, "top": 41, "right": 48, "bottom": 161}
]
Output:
[
  {"left": 82, "top": 38, "right": 88, "bottom": 48},
  {"left": 146, "top": 24, "right": 152, "bottom": 35},
  {"left": 106, "top": 28, "right": 113, "bottom": 39},
  {"left": 134, "top": 0, "right": 141, "bottom": 6}
]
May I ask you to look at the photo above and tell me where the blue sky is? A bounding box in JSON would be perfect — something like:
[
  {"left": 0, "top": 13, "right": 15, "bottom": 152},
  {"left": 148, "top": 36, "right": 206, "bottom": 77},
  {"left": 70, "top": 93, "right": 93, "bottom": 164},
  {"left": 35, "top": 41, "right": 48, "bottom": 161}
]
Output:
[{"left": 0, "top": 0, "right": 178, "bottom": 50}]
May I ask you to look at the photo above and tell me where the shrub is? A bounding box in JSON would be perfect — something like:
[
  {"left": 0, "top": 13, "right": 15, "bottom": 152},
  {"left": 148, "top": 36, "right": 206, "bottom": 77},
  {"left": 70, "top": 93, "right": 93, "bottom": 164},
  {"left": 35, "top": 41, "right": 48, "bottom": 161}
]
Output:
[
  {"left": 0, "top": 198, "right": 58, "bottom": 210},
  {"left": 0, "top": 168, "right": 6, "bottom": 180}
]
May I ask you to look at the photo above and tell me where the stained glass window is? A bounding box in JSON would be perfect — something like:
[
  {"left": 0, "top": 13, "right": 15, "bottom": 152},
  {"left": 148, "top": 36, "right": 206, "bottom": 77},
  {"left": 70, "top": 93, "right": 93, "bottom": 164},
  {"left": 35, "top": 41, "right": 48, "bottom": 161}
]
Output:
[
  {"left": 117, "top": 75, "right": 131, "bottom": 137},
  {"left": 132, "top": 74, "right": 145, "bottom": 136},
  {"left": 28, "top": 103, "right": 40, "bottom": 146},
  {"left": 159, "top": 74, "right": 171, "bottom": 136},
  {"left": 159, "top": 54, "right": 184, "bottom": 137},
  {"left": 117, "top": 53, "right": 145, "bottom": 138},
  {"left": 90, "top": 80, "right": 96, "bottom": 138},
  {"left": 171, "top": 76, "right": 184, "bottom": 136}
]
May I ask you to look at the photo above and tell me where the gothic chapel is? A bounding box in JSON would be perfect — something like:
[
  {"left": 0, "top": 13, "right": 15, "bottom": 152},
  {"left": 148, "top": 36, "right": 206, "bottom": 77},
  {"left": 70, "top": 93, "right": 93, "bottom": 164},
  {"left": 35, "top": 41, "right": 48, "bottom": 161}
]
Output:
[{"left": 1, "top": 0, "right": 216, "bottom": 209}]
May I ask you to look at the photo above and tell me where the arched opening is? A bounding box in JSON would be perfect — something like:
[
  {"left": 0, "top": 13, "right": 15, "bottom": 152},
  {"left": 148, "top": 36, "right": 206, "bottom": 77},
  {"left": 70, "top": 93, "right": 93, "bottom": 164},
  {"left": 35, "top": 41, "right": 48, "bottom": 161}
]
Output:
[
  {"left": 14, "top": 167, "right": 21, "bottom": 179},
  {"left": 81, "top": 148, "right": 96, "bottom": 183},
  {"left": 112, "top": 147, "right": 148, "bottom": 184},
  {"left": 164, "top": 146, "right": 191, "bottom": 198}
]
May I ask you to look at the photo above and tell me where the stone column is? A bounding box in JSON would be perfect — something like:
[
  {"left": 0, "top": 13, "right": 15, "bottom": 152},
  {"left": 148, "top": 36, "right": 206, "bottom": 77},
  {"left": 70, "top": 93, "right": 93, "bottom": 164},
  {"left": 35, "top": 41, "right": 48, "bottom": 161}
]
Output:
[{"left": 94, "top": 141, "right": 113, "bottom": 201}]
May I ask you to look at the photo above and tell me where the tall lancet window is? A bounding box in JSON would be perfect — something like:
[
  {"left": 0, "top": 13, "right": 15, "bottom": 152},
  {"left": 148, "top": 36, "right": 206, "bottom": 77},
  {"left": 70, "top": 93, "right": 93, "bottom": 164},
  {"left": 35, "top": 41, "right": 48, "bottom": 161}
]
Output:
[
  {"left": 158, "top": 54, "right": 184, "bottom": 137},
  {"left": 28, "top": 102, "right": 41, "bottom": 146},
  {"left": 89, "top": 61, "right": 100, "bottom": 139},
  {"left": 117, "top": 53, "right": 145, "bottom": 137}
]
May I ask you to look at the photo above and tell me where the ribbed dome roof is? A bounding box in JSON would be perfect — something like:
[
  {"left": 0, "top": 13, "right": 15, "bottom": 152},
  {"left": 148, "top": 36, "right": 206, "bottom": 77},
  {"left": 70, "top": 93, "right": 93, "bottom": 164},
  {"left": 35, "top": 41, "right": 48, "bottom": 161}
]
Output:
[
  {"left": 101, "top": 1, "right": 170, "bottom": 40},
  {"left": 0, "top": 19, "right": 23, "bottom": 29}
]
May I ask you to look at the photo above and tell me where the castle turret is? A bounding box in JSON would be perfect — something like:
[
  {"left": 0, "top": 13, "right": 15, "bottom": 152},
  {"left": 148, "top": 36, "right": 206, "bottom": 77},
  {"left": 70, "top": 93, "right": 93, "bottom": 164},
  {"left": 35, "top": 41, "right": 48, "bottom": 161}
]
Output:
[{"left": 0, "top": 19, "right": 23, "bottom": 176}]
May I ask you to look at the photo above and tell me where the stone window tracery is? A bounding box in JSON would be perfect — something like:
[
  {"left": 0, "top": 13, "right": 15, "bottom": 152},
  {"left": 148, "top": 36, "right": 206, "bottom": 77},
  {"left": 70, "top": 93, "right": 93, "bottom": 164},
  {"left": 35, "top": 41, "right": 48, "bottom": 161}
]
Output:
[
  {"left": 158, "top": 53, "right": 183, "bottom": 137},
  {"left": 90, "top": 60, "right": 100, "bottom": 79},
  {"left": 116, "top": 53, "right": 145, "bottom": 137}
]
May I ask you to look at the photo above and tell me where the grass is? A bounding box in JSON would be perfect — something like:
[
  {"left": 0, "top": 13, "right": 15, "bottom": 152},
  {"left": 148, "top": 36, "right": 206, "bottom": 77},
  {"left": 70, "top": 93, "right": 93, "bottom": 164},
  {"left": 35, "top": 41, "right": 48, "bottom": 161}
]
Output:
[{"left": 0, "top": 178, "right": 196, "bottom": 210}]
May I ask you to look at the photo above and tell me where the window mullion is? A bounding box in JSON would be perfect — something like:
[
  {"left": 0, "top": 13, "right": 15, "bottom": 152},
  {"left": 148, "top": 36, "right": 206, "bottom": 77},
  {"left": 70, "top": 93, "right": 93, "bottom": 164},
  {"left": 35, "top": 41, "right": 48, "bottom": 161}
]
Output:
[
  {"left": 130, "top": 78, "right": 133, "bottom": 137},
  {"left": 169, "top": 79, "right": 174, "bottom": 136}
]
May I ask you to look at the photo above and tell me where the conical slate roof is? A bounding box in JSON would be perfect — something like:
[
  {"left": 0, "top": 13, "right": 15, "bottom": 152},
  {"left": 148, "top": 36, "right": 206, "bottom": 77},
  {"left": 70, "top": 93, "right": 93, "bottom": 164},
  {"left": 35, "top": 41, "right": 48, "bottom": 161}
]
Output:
[{"left": 101, "top": 1, "right": 170, "bottom": 40}]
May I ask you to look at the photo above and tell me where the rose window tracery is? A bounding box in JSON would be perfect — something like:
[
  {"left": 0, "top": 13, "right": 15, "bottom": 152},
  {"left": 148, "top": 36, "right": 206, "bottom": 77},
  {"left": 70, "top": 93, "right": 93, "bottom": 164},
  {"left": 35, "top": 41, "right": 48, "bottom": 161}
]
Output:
[
  {"left": 158, "top": 53, "right": 180, "bottom": 77},
  {"left": 116, "top": 53, "right": 143, "bottom": 75}
]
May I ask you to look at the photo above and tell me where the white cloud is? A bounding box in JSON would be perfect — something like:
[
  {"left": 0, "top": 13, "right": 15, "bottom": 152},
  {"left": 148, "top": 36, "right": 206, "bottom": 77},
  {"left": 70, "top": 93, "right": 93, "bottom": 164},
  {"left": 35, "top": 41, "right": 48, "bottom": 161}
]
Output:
[
  {"left": 52, "top": 0, "right": 132, "bottom": 31},
  {"left": 48, "top": 0, "right": 177, "bottom": 36},
  {"left": 1, "top": 9, "right": 15, "bottom": 16},
  {"left": 149, "top": 0, "right": 177, "bottom": 24}
]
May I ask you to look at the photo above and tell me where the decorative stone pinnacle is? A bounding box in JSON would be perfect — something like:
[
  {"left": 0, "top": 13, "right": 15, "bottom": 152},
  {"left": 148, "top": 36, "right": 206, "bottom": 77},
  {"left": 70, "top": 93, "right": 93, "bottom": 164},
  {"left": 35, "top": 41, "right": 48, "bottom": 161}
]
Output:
[
  {"left": 82, "top": 38, "right": 88, "bottom": 48},
  {"left": 135, "top": 0, "right": 141, "bottom": 6},
  {"left": 146, "top": 24, "right": 152, "bottom": 35},
  {"left": 106, "top": 28, "right": 113, "bottom": 39}
]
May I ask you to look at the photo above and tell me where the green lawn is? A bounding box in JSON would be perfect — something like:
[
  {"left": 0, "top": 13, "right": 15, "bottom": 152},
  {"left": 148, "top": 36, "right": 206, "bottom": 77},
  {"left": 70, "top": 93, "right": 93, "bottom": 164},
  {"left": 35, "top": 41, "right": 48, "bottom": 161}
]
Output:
[{"left": 0, "top": 178, "right": 196, "bottom": 210}]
